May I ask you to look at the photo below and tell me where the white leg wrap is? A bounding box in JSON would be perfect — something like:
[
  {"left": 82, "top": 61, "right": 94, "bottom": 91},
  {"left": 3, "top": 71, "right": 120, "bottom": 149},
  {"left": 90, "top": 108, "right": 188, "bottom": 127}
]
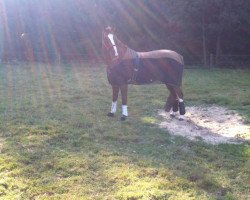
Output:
[
  {"left": 111, "top": 101, "right": 117, "bottom": 113},
  {"left": 170, "top": 110, "right": 178, "bottom": 117},
  {"left": 122, "top": 105, "right": 128, "bottom": 116},
  {"left": 178, "top": 98, "right": 184, "bottom": 103}
]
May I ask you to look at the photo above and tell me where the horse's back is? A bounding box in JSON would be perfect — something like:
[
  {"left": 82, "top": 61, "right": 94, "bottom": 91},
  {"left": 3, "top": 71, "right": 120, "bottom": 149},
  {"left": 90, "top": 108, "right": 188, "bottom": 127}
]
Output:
[{"left": 138, "top": 50, "right": 184, "bottom": 65}]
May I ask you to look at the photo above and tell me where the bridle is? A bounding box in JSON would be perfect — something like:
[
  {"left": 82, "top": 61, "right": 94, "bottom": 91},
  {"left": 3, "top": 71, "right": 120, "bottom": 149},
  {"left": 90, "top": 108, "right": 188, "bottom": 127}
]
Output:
[{"left": 102, "top": 31, "right": 120, "bottom": 64}]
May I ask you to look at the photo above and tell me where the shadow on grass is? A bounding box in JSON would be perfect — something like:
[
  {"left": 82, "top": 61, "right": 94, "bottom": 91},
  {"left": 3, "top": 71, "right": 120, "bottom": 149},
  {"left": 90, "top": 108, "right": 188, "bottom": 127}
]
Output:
[
  {"left": 0, "top": 64, "right": 249, "bottom": 199},
  {"left": 5, "top": 115, "right": 248, "bottom": 199},
  {"left": 2, "top": 114, "right": 249, "bottom": 199},
  {"left": 99, "top": 116, "right": 249, "bottom": 200}
]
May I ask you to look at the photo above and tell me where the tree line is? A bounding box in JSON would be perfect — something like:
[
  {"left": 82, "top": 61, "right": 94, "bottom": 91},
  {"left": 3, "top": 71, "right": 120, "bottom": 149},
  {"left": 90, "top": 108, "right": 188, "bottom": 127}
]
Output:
[{"left": 1, "top": 0, "right": 250, "bottom": 66}]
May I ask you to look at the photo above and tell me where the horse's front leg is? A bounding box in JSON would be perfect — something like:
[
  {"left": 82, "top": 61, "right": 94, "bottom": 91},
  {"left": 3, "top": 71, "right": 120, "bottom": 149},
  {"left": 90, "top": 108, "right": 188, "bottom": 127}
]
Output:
[
  {"left": 120, "top": 84, "right": 128, "bottom": 121},
  {"left": 107, "top": 85, "right": 119, "bottom": 117}
]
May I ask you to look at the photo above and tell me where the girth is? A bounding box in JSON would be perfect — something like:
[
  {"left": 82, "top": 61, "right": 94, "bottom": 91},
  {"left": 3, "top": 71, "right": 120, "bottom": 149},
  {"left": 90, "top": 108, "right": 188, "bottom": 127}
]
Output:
[{"left": 129, "top": 53, "right": 140, "bottom": 84}]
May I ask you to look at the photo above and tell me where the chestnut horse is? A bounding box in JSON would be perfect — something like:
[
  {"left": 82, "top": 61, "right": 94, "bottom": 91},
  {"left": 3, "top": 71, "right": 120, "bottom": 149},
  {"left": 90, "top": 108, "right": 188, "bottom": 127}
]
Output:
[{"left": 102, "top": 27, "right": 186, "bottom": 121}]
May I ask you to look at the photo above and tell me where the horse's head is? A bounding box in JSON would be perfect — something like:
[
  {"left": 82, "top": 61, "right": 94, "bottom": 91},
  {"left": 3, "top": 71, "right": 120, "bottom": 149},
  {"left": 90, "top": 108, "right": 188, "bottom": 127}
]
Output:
[
  {"left": 102, "top": 26, "right": 114, "bottom": 39},
  {"left": 102, "top": 26, "right": 128, "bottom": 67},
  {"left": 102, "top": 26, "right": 120, "bottom": 64},
  {"left": 104, "top": 26, "right": 113, "bottom": 33}
]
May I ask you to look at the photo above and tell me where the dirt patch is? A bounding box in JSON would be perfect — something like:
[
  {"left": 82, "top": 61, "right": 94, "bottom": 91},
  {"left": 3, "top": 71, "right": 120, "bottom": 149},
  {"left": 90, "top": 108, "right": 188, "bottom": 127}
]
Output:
[{"left": 159, "top": 106, "right": 250, "bottom": 144}]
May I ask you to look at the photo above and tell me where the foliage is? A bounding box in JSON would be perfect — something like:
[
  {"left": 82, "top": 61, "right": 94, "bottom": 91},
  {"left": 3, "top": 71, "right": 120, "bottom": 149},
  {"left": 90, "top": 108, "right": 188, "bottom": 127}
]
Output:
[{"left": 1, "top": 0, "right": 250, "bottom": 65}]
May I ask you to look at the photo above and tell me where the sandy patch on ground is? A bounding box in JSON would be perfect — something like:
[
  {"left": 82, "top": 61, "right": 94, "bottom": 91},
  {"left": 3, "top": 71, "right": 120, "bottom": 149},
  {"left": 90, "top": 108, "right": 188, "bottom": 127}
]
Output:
[{"left": 159, "top": 106, "right": 250, "bottom": 144}]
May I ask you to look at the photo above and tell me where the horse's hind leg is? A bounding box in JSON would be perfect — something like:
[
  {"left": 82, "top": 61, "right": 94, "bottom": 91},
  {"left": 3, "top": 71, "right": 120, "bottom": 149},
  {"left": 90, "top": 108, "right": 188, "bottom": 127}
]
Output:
[
  {"left": 165, "top": 85, "right": 179, "bottom": 116},
  {"left": 165, "top": 85, "right": 186, "bottom": 120},
  {"left": 174, "top": 87, "right": 186, "bottom": 120},
  {"left": 107, "top": 85, "right": 119, "bottom": 117}
]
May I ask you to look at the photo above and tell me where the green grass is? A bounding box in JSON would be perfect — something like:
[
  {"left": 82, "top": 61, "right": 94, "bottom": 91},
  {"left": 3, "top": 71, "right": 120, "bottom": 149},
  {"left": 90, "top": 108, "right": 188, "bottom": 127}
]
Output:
[
  {"left": 0, "top": 63, "right": 249, "bottom": 200},
  {"left": 183, "top": 69, "right": 250, "bottom": 121}
]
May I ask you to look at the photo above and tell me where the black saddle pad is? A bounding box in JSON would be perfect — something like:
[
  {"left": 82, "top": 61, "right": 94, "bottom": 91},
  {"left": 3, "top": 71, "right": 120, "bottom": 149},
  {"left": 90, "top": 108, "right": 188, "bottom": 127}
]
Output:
[{"left": 134, "top": 57, "right": 183, "bottom": 86}]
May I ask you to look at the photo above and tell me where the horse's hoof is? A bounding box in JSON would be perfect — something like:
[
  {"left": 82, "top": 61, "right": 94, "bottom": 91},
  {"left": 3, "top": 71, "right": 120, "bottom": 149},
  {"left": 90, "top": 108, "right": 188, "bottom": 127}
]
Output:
[
  {"left": 170, "top": 114, "right": 175, "bottom": 118},
  {"left": 120, "top": 115, "right": 127, "bottom": 121},
  {"left": 107, "top": 112, "right": 115, "bottom": 117},
  {"left": 178, "top": 115, "right": 185, "bottom": 121},
  {"left": 170, "top": 111, "right": 177, "bottom": 118}
]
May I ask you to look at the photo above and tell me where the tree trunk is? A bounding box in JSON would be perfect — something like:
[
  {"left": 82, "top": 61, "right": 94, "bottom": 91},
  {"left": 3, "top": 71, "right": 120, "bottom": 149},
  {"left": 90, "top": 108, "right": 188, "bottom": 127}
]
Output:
[
  {"left": 202, "top": 15, "right": 207, "bottom": 67},
  {"left": 215, "top": 33, "right": 221, "bottom": 65},
  {"left": 0, "top": 14, "right": 3, "bottom": 63}
]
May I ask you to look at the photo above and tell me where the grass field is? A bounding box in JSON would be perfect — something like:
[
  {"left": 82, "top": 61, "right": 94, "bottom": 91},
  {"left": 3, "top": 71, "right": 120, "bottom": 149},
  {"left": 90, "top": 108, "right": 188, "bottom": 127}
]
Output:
[{"left": 0, "top": 62, "right": 249, "bottom": 200}]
